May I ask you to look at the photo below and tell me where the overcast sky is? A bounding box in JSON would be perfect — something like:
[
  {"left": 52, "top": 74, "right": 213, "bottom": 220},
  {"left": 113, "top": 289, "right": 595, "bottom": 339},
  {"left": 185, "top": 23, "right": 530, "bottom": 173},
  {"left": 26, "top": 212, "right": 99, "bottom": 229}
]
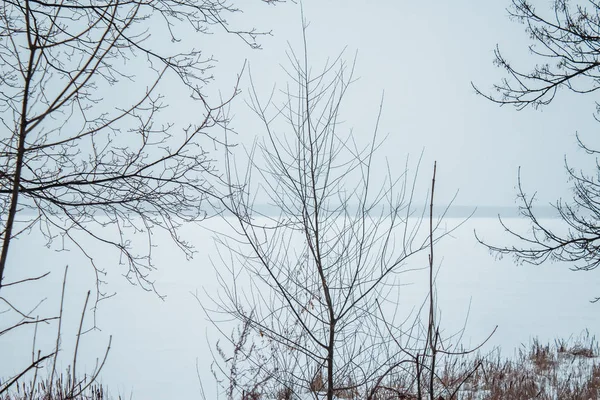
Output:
[{"left": 184, "top": 0, "right": 599, "bottom": 212}]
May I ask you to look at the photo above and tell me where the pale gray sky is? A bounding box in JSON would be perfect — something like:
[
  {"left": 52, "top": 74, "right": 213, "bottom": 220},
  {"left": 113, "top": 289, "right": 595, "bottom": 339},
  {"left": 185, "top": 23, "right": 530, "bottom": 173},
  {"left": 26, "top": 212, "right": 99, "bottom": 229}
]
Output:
[{"left": 190, "top": 0, "right": 596, "bottom": 212}]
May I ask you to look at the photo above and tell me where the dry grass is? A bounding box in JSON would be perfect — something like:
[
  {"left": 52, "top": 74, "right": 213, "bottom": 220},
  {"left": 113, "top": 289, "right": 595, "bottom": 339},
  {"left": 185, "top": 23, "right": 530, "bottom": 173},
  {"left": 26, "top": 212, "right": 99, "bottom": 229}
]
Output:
[
  {"left": 0, "top": 373, "right": 114, "bottom": 400},
  {"left": 457, "top": 332, "right": 600, "bottom": 400},
  {"left": 331, "top": 332, "right": 600, "bottom": 400},
  {"left": 5, "top": 334, "right": 600, "bottom": 399}
]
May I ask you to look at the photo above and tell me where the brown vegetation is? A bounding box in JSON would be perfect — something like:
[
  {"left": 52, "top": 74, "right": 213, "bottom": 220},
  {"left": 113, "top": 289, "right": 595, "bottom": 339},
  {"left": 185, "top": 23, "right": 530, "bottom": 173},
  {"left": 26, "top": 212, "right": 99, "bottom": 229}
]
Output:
[
  {"left": 208, "top": 331, "right": 600, "bottom": 399},
  {"left": 0, "top": 373, "right": 112, "bottom": 400}
]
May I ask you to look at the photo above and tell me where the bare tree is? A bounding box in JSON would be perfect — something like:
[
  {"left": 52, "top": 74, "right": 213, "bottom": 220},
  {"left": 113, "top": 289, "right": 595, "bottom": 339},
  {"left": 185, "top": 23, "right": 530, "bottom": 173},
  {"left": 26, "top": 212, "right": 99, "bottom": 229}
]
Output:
[
  {"left": 202, "top": 23, "right": 477, "bottom": 399},
  {"left": 474, "top": 0, "right": 600, "bottom": 109},
  {"left": 473, "top": 0, "right": 600, "bottom": 294},
  {"left": 0, "top": 0, "right": 284, "bottom": 300}
]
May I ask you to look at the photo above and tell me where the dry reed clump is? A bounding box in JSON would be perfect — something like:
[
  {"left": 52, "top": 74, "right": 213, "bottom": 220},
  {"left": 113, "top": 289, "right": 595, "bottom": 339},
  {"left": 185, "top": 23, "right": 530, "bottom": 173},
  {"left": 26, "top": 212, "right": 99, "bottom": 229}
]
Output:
[
  {"left": 0, "top": 373, "right": 113, "bottom": 400},
  {"left": 309, "top": 371, "right": 325, "bottom": 394},
  {"left": 307, "top": 372, "right": 359, "bottom": 400},
  {"left": 529, "top": 338, "right": 556, "bottom": 373},
  {"left": 458, "top": 333, "right": 600, "bottom": 400},
  {"left": 274, "top": 386, "right": 293, "bottom": 400}
]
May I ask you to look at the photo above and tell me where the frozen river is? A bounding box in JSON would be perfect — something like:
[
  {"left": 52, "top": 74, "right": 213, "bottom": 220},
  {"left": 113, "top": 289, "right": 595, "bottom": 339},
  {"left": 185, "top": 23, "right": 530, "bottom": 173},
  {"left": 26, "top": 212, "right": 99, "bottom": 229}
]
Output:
[{"left": 2, "top": 216, "right": 600, "bottom": 399}]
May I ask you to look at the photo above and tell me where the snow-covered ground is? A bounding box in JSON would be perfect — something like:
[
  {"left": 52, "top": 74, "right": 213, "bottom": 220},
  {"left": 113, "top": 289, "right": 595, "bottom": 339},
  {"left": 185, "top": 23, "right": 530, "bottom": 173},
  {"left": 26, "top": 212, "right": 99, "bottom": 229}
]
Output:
[{"left": 2, "top": 216, "right": 600, "bottom": 399}]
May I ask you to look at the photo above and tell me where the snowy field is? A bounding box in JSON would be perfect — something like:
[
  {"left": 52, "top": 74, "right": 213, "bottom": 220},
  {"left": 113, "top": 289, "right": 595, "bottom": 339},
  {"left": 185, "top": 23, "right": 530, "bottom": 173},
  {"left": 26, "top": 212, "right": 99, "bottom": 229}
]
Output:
[{"left": 2, "top": 215, "right": 600, "bottom": 399}]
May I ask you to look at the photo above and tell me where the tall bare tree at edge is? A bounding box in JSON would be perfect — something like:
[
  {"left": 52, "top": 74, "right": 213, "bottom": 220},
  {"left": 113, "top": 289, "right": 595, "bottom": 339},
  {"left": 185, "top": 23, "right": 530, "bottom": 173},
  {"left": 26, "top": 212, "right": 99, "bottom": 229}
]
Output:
[
  {"left": 0, "top": 0, "right": 282, "bottom": 299},
  {"left": 0, "top": 0, "right": 285, "bottom": 396},
  {"left": 474, "top": 0, "right": 600, "bottom": 300}
]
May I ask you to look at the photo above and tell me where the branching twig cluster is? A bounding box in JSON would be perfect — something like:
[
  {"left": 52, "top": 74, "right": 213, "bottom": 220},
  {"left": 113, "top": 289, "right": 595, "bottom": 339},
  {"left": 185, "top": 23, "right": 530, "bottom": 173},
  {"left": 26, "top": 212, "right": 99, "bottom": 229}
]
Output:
[
  {"left": 203, "top": 21, "right": 493, "bottom": 400},
  {"left": 0, "top": 0, "right": 280, "bottom": 302},
  {"left": 474, "top": 0, "right": 600, "bottom": 301}
]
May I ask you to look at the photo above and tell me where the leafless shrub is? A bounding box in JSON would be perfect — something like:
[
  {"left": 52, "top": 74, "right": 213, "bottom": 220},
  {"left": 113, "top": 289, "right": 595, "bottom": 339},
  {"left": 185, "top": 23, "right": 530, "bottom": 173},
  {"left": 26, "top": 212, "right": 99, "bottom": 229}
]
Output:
[
  {"left": 209, "top": 31, "right": 448, "bottom": 400},
  {"left": 205, "top": 18, "right": 489, "bottom": 400},
  {"left": 1, "top": 268, "right": 112, "bottom": 400}
]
